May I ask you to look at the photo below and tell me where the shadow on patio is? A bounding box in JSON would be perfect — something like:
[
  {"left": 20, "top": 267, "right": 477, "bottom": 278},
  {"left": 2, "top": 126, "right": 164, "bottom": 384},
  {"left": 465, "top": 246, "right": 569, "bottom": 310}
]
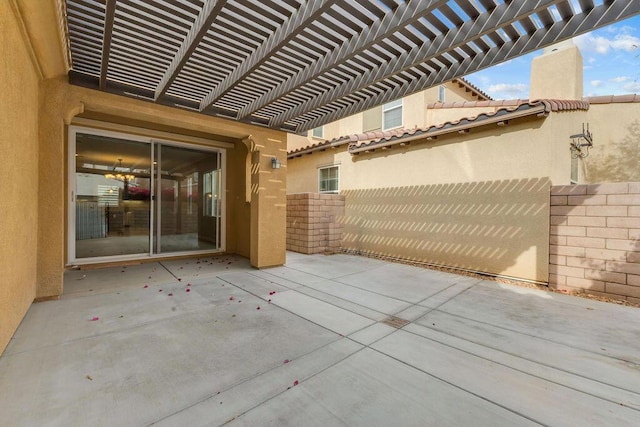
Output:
[{"left": 1, "top": 252, "right": 639, "bottom": 426}]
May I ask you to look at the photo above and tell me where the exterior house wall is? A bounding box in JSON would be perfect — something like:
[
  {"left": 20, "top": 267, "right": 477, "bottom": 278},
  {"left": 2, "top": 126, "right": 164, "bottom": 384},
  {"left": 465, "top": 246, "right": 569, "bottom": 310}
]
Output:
[
  {"left": 39, "top": 78, "right": 288, "bottom": 299},
  {"left": 0, "top": 0, "right": 289, "bottom": 355},
  {"left": 0, "top": 0, "right": 42, "bottom": 355},
  {"left": 583, "top": 103, "right": 640, "bottom": 183},
  {"left": 287, "top": 81, "right": 483, "bottom": 151},
  {"left": 287, "top": 112, "right": 587, "bottom": 282},
  {"left": 550, "top": 183, "right": 640, "bottom": 303},
  {"left": 530, "top": 42, "right": 583, "bottom": 101}
]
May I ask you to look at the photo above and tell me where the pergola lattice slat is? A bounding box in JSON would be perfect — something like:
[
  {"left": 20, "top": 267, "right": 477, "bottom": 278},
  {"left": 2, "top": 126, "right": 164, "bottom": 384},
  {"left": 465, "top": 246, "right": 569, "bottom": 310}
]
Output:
[{"left": 63, "top": 0, "right": 640, "bottom": 133}]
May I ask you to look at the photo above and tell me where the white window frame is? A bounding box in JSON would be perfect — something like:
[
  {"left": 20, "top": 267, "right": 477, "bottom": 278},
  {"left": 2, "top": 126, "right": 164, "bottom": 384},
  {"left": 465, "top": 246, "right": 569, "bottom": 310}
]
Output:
[
  {"left": 382, "top": 99, "right": 403, "bottom": 130},
  {"left": 438, "top": 85, "right": 446, "bottom": 102},
  {"left": 318, "top": 165, "right": 340, "bottom": 194},
  {"left": 311, "top": 126, "right": 324, "bottom": 139}
]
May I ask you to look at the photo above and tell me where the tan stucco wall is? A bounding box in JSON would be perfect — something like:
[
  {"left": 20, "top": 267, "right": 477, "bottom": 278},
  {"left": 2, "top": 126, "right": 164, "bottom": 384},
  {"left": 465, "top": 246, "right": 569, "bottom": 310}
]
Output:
[
  {"left": 37, "top": 78, "right": 287, "bottom": 299},
  {"left": 530, "top": 43, "right": 583, "bottom": 101},
  {"left": 288, "top": 81, "right": 485, "bottom": 150},
  {"left": 582, "top": 103, "right": 640, "bottom": 183},
  {"left": 287, "top": 112, "right": 590, "bottom": 281},
  {"left": 0, "top": 0, "right": 41, "bottom": 354}
]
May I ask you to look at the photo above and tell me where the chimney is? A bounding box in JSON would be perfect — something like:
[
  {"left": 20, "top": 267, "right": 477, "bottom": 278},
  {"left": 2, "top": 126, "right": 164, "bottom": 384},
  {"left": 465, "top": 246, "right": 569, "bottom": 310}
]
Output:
[{"left": 529, "top": 39, "right": 583, "bottom": 100}]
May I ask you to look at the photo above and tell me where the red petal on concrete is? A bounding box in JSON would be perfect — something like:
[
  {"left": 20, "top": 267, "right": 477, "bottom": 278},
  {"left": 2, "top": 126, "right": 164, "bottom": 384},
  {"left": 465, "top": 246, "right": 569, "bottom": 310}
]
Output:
[
  {"left": 283, "top": 359, "right": 290, "bottom": 364},
  {"left": 90, "top": 316, "right": 99, "bottom": 321},
  {"left": 293, "top": 380, "right": 299, "bottom": 386},
  {"left": 143, "top": 285, "right": 148, "bottom": 288},
  {"left": 186, "top": 289, "right": 191, "bottom": 293}
]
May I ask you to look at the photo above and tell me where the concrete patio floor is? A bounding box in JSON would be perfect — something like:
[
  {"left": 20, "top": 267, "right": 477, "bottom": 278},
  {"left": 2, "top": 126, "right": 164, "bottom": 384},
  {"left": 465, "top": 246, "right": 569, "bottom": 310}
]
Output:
[{"left": 1, "top": 252, "right": 640, "bottom": 426}]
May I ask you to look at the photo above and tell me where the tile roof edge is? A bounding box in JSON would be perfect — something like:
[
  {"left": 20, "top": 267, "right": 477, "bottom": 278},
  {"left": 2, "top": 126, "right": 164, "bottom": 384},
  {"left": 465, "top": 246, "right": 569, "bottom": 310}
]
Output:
[
  {"left": 348, "top": 102, "right": 550, "bottom": 154},
  {"left": 585, "top": 94, "right": 640, "bottom": 104},
  {"left": 452, "top": 77, "right": 493, "bottom": 101},
  {"left": 426, "top": 98, "right": 590, "bottom": 111},
  {"left": 287, "top": 136, "right": 351, "bottom": 157}
]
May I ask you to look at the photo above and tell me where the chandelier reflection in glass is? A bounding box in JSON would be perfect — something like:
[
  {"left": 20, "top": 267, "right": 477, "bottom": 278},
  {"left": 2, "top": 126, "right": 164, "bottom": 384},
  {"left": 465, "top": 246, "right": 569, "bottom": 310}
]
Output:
[{"left": 105, "top": 158, "right": 135, "bottom": 181}]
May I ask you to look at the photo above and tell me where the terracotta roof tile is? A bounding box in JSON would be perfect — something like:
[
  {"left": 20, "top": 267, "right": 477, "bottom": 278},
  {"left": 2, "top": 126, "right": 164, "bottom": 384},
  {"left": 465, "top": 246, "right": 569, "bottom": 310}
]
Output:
[
  {"left": 452, "top": 78, "right": 493, "bottom": 101},
  {"left": 347, "top": 99, "right": 590, "bottom": 153},
  {"left": 425, "top": 98, "right": 591, "bottom": 110},
  {"left": 287, "top": 135, "right": 350, "bottom": 156},
  {"left": 586, "top": 94, "right": 640, "bottom": 104},
  {"left": 288, "top": 98, "right": 591, "bottom": 157}
]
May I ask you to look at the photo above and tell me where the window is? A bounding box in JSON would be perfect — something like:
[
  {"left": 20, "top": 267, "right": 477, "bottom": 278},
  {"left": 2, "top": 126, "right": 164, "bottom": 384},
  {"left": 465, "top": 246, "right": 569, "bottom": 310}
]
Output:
[
  {"left": 570, "top": 156, "right": 578, "bottom": 184},
  {"left": 382, "top": 99, "right": 402, "bottom": 130},
  {"left": 312, "top": 126, "right": 324, "bottom": 139},
  {"left": 438, "top": 85, "right": 446, "bottom": 102},
  {"left": 319, "top": 165, "right": 339, "bottom": 193},
  {"left": 203, "top": 170, "right": 221, "bottom": 217},
  {"left": 186, "top": 176, "right": 194, "bottom": 214}
]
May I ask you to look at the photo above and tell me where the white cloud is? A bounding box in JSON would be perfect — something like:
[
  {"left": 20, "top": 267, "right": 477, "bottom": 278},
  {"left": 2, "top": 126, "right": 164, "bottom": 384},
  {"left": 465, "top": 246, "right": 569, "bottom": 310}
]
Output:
[
  {"left": 575, "top": 33, "right": 640, "bottom": 54},
  {"left": 495, "top": 59, "right": 513, "bottom": 68},
  {"left": 590, "top": 80, "right": 603, "bottom": 87},
  {"left": 486, "top": 83, "right": 528, "bottom": 98},
  {"left": 623, "top": 82, "right": 640, "bottom": 92},
  {"left": 610, "top": 76, "right": 631, "bottom": 83}
]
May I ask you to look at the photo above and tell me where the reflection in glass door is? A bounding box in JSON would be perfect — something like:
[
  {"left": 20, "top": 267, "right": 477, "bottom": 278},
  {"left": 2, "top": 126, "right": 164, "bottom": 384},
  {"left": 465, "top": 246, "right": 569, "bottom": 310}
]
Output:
[
  {"left": 154, "top": 144, "right": 222, "bottom": 253},
  {"left": 74, "top": 133, "right": 151, "bottom": 259},
  {"left": 70, "top": 127, "right": 224, "bottom": 263}
]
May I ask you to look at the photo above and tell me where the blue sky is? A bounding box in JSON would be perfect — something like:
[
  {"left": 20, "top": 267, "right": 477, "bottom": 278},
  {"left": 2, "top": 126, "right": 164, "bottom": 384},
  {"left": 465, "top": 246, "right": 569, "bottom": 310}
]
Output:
[{"left": 465, "top": 15, "right": 640, "bottom": 100}]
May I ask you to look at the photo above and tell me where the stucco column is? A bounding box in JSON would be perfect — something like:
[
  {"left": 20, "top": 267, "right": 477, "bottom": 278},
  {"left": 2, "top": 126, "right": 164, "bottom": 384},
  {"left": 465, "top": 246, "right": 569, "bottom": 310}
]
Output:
[
  {"left": 36, "top": 77, "right": 81, "bottom": 299},
  {"left": 248, "top": 136, "right": 287, "bottom": 268}
]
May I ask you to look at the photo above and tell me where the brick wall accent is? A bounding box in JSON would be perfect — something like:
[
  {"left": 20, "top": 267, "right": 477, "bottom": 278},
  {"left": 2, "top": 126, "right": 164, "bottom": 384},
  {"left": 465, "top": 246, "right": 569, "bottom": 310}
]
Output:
[
  {"left": 286, "top": 193, "right": 345, "bottom": 254},
  {"left": 550, "top": 182, "right": 640, "bottom": 304}
]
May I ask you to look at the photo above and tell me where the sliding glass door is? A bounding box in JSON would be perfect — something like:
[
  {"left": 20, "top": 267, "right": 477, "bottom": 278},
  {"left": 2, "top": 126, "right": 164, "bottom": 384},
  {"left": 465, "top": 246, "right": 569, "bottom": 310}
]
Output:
[
  {"left": 69, "top": 127, "right": 224, "bottom": 263},
  {"left": 154, "top": 144, "right": 222, "bottom": 254}
]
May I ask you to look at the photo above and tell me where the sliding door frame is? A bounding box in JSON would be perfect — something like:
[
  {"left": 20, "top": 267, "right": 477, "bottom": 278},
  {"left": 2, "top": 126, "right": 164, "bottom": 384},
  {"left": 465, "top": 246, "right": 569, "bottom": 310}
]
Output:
[{"left": 67, "top": 125, "right": 226, "bottom": 266}]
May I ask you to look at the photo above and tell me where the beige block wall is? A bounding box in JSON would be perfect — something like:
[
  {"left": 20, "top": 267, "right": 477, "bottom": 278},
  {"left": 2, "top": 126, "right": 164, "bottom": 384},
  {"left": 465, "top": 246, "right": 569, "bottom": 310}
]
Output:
[
  {"left": 550, "top": 183, "right": 640, "bottom": 303},
  {"left": 583, "top": 103, "right": 640, "bottom": 183},
  {"left": 0, "top": 0, "right": 41, "bottom": 354},
  {"left": 286, "top": 193, "right": 345, "bottom": 254}
]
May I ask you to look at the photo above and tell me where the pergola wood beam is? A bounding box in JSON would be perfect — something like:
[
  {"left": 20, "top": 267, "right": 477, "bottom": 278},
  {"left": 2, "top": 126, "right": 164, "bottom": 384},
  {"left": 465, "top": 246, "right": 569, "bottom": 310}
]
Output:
[
  {"left": 154, "top": 0, "right": 227, "bottom": 101},
  {"left": 99, "top": 0, "right": 116, "bottom": 91},
  {"left": 296, "top": 0, "right": 640, "bottom": 132},
  {"left": 236, "top": 0, "right": 451, "bottom": 120},
  {"left": 273, "top": 0, "right": 564, "bottom": 127},
  {"left": 198, "top": 0, "right": 335, "bottom": 112}
]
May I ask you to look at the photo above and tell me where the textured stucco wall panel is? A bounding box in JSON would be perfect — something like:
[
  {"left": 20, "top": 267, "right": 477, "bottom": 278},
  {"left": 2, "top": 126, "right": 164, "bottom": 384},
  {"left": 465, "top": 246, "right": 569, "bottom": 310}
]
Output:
[
  {"left": 0, "top": 0, "right": 40, "bottom": 354},
  {"left": 342, "top": 179, "right": 551, "bottom": 282},
  {"left": 37, "top": 77, "right": 287, "bottom": 297}
]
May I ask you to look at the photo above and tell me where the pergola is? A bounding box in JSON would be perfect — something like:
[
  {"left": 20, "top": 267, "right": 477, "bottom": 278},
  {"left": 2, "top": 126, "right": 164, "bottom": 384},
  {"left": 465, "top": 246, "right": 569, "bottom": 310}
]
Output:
[{"left": 64, "top": 0, "right": 639, "bottom": 133}]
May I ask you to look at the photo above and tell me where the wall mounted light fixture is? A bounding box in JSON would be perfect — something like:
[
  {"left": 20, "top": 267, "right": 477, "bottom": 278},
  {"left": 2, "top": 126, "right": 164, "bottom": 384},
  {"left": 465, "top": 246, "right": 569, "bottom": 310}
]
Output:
[
  {"left": 570, "top": 123, "right": 593, "bottom": 158},
  {"left": 271, "top": 157, "right": 281, "bottom": 169}
]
